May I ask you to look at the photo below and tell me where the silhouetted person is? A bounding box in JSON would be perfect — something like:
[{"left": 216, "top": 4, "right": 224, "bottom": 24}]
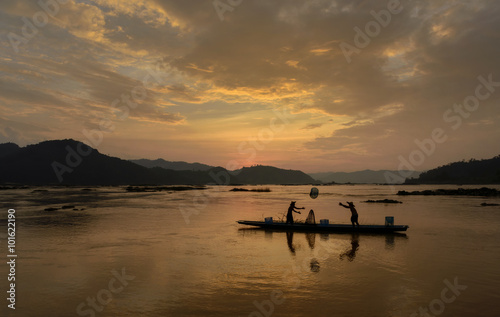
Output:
[
  {"left": 339, "top": 201, "right": 359, "bottom": 228},
  {"left": 286, "top": 201, "right": 304, "bottom": 224}
]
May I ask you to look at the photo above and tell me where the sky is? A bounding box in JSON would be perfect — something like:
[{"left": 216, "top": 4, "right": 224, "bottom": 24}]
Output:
[{"left": 0, "top": 0, "right": 499, "bottom": 173}]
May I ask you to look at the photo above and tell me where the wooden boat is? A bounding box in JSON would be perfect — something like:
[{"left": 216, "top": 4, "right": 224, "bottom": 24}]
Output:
[{"left": 237, "top": 220, "right": 409, "bottom": 233}]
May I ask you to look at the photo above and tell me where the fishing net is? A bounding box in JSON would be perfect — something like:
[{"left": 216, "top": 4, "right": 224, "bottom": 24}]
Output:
[
  {"left": 305, "top": 209, "right": 316, "bottom": 224},
  {"left": 310, "top": 187, "right": 319, "bottom": 199}
]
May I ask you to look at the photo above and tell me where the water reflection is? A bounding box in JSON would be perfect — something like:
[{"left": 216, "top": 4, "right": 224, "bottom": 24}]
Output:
[
  {"left": 385, "top": 234, "right": 395, "bottom": 250},
  {"left": 239, "top": 228, "right": 407, "bottom": 266},
  {"left": 285, "top": 232, "right": 318, "bottom": 255},
  {"left": 305, "top": 232, "right": 315, "bottom": 249},
  {"left": 339, "top": 234, "right": 359, "bottom": 262},
  {"left": 286, "top": 231, "right": 296, "bottom": 254},
  {"left": 310, "top": 258, "right": 320, "bottom": 272},
  {"left": 285, "top": 231, "right": 321, "bottom": 272}
]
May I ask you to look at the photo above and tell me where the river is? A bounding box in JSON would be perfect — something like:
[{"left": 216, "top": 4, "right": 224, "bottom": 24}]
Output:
[{"left": 1, "top": 184, "right": 499, "bottom": 316}]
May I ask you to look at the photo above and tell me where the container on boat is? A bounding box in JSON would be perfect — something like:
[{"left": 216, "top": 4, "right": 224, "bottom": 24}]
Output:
[
  {"left": 264, "top": 217, "right": 273, "bottom": 224},
  {"left": 385, "top": 216, "right": 394, "bottom": 226},
  {"left": 319, "top": 219, "right": 329, "bottom": 226}
]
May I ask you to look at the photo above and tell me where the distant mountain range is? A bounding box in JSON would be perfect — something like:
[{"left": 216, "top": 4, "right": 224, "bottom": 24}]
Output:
[
  {"left": 309, "top": 170, "right": 421, "bottom": 184},
  {"left": 405, "top": 156, "right": 500, "bottom": 184},
  {"left": 2, "top": 139, "right": 496, "bottom": 185},
  {"left": 0, "top": 140, "right": 316, "bottom": 185},
  {"left": 130, "top": 158, "right": 213, "bottom": 171},
  {"left": 132, "top": 159, "right": 317, "bottom": 184}
]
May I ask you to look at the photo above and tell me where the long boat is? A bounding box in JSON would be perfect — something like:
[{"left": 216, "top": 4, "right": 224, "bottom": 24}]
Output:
[{"left": 237, "top": 220, "right": 409, "bottom": 233}]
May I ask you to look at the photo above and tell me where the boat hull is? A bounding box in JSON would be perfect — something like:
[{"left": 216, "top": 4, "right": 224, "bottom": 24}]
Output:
[{"left": 237, "top": 220, "right": 409, "bottom": 233}]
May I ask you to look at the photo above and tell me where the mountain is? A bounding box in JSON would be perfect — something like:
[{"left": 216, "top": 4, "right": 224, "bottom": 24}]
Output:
[
  {"left": 0, "top": 139, "right": 186, "bottom": 185},
  {"left": 129, "top": 162, "right": 316, "bottom": 184},
  {"left": 234, "top": 165, "right": 316, "bottom": 185},
  {"left": 130, "top": 158, "right": 213, "bottom": 171},
  {"left": 0, "top": 140, "right": 316, "bottom": 185},
  {"left": 0, "top": 143, "right": 20, "bottom": 158},
  {"left": 405, "top": 156, "right": 500, "bottom": 184},
  {"left": 309, "top": 170, "right": 421, "bottom": 184}
]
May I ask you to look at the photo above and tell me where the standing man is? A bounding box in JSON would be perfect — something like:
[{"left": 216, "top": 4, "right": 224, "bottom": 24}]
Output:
[
  {"left": 339, "top": 201, "right": 359, "bottom": 228},
  {"left": 286, "top": 201, "right": 304, "bottom": 224}
]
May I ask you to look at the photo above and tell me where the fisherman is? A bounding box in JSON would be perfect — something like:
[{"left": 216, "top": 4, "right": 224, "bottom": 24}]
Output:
[
  {"left": 286, "top": 201, "right": 304, "bottom": 224},
  {"left": 339, "top": 201, "right": 359, "bottom": 228}
]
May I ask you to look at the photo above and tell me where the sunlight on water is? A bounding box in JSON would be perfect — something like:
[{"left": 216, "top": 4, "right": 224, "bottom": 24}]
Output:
[{"left": 1, "top": 185, "right": 500, "bottom": 316}]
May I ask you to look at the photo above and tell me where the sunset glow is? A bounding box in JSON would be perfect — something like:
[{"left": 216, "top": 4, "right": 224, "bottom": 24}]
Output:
[{"left": 1, "top": 0, "right": 499, "bottom": 172}]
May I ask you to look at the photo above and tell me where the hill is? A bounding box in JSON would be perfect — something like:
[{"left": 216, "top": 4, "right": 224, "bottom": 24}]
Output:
[
  {"left": 405, "top": 156, "right": 500, "bottom": 184},
  {"left": 309, "top": 170, "right": 421, "bottom": 184},
  {"left": 0, "top": 139, "right": 192, "bottom": 185},
  {"left": 0, "top": 143, "right": 20, "bottom": 158},
  {"left": 234, "top": 165, "right": 316, "bottom": 185},
  {"left": 130, "top": 158, "right": 213, "bottom": 171},
  {"left": 0, "top": 140, "right": 316, "bottom": 185}
]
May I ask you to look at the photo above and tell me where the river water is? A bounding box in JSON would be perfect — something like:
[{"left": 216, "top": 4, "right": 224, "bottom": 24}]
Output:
[{"left": 1, "top": 184, "right": 499, "bottom": 317}]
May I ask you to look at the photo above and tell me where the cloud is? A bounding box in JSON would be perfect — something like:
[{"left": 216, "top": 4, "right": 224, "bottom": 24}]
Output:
[
  {"left": 1, "top": 0, "right": 499, "bottom": 171},
  {"left": 0, "top": 116, "right": 52, "bottom": 145},
  {"left": 301, "top": 122, "right": 326, "bottom": 130}
]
